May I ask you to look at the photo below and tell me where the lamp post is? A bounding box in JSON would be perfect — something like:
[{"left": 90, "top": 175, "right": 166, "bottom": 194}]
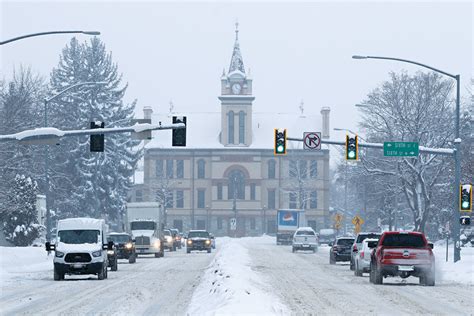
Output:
[
  {"left": 262, "top": 204, "right": 267, "bottom": 235},
  {"left": 0, "top": 30, "right": 100, "bottom": 45},
  {"left": 206, "top": 205, "right": 210, "bottom": 231},
  {"left": 353, "top": 55, "right": 462, "bottom": 262},
  {"left": 44, "top": 81, "right": 107, "bottom": 241}
]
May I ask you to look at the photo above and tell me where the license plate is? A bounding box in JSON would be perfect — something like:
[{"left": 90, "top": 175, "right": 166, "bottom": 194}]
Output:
[
  {"left": 398, "top": 265, "right": 414, "bottom": 271},
  {"left": 73, "top": 263, "right": 84, "bottom": 269},
  {"left": 302, "top": 244, "right": 309, "bottom": 247}
]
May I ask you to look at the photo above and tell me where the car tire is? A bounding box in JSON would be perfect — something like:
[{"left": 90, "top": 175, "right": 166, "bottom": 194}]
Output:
[
  {"left": 350, "top": 259, "right": 355, "bottom": 271},
  {"left": 329, "top": 253, "right": 335, "bottom": 265},
  {"left": 292, "top": 247, "right": 296, "bottom": 253},
  {"left": 355, "top": 262, "right": 363, "bottom": 277},
  {"left": 111, "top": 259, "right": 118, "bottom": 271},
  {"left": 155, "top": 252, "right": 160, "bottom": 258},
  {"left": 373, "top": 265, "right": 383, "bottom": 285},
  {"left": 207, "top": 248, "right": 211, "bottom": 253},
  {"left": 98, "top": 264, "right": 106, "bottom": 280},
  {"left": 187, "top": 249, "right": 191, "bottom": 254},
  {"left": 129, "top": 254, "right": 136, "bottom": 264},
  {"left": 53, "top": 267, "right": 63, "bottom": 281},
  {"left": 312, "top": 247, "right": 316, "bottom": 253}
]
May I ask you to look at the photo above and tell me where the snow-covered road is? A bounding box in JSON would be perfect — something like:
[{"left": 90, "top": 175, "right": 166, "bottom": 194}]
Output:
[
  {"left": 1, "top": 248, "right": 215, "bottom": 315},
  {"left": 244, "top": 236, "right": 473, "bottom": 315}
]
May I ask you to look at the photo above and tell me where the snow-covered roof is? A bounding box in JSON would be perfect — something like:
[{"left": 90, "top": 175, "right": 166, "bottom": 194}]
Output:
[
  {"left": 57, "top": 218, "right": 105, "bottom": 230},
  {"left": 145, "top": 111, "right": 322, "bottom": 150}
]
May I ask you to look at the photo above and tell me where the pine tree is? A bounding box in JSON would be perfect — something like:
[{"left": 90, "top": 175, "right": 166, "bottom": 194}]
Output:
[{"left": 2, "top": 175, "right": 42, "bottom": 246}]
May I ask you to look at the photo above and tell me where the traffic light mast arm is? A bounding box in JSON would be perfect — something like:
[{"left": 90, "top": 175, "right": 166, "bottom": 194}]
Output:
[
  {"left": 286, "top": 137, "right": 455, "bottom": 156},
  {"left": 0, "top": 123, "right": 185, "bottom": 142}
]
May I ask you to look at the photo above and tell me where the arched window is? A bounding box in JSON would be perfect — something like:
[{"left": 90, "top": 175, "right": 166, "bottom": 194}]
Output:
[
  {"left": 228, "top": 111, "right": 234, "bottom": 144},
  {"left": 268, "top": 160, "right": 276, "bottom": 179},
  {"left": 239, "top": 111, "right": 245, "bottom": 144},
  {"left": 228, "top": 169, "right": 245, "bottom": 200},
  {"left": 197, "top": 159, "right": 205, "bottom": 179}
]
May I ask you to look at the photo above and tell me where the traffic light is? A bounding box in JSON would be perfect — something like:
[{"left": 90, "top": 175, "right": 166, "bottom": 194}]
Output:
[
  {"left": 90, "top": 121, "right": 105, "bottom": 152},
  {"left": 172, "top": 116, "right": 186, "bottom": 147},
  {"left": 274, "top": 128, "right": 287, "bottom": 155},
  {"left": 345, "top": 135, "right": 358, "bottom": 160},
  {"left": 460, "top": 184, "right": 472, "bottom": 212},
  {"left": 460, "top": 216, "right": 471, "bottom": 226}
]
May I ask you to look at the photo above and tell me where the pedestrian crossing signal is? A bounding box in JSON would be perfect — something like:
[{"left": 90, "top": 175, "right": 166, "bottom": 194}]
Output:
[
  {"left": 460, "top": 216, "right": 471, "bottom": 226},
  {"left": 460, "top": 184, "right": 472, "bottom": 212},
  {"left": 274, "top": 128, "right": 287, "bottom": 155},
  {"left": 346, "top": 135, "right": 358, "bottom": 160}
]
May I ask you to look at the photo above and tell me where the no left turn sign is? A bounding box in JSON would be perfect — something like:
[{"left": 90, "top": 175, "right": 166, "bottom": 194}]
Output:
[{"left": 303, "top": 132, "right": 321, "bottom": 150}]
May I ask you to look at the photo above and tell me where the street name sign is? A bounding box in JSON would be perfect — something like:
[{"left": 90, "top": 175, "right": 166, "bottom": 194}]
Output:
[
  {"left": 384, "top": 142, "right": 419, "bottom": 157},
  {"left": 303, "top": 132, "right": 321, "bottom": 150}
]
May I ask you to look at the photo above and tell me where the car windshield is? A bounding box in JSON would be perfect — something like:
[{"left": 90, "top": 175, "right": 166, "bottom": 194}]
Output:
[
  {"left": 296, "top": 230, "right": 315, "bottom": 236},
  {"left": 356, "top": 233, "right": 381, "bottom": 243},
  {"left": 164, "top": 231, "right": 171, "bottom": 236},
  {"left": 188, "top": 231, "right": 209, "bottom": 238},
  {"left": 337, "top": 239, "right": 355, "bottom": 246},
  {"left": 382, "top": 234, "right": 426, "bottom": 248},
  {"left": 131, "top": 222, "right": 155, "bottom": 230},
  {"left": 58, "top": 230, "right": 99, "bottom": 244},
  {"left": 108, "top": 235, "right": 130, "bottom": 243}
]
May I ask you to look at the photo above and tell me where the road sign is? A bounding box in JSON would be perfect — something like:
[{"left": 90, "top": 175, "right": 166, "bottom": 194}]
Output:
[
  {"left": 334, "top": 222, "right": 341, "bottom": 230},
  {"left": 230, "top": 218, "right": 237, "bottom": 230},
  {"left": 303, "top": 132, "right": 321, "bottom": 150},
  {"left": 384, "top": 142, "right": 419, "bottom": 157},
  {"left": 334, "top": 213, "right": 343, "bottom": 224},
  {"left": 352, "top": 215, "right": 364, "bottom": 226}
]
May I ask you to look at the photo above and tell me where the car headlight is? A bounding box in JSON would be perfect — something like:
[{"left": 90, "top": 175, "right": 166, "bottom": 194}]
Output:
[
  {"left": 166, "top": 236, "right": 172, "bottom": 242},
  {"left": 187, "top": 240, "right": 193, "bottom": 244},
  {"left": 92, "top": 250, "right": 102, "bottom": 257},
  {"left": 107, "top": 250, "right": 115, "bottom": 255},
  {"left": 154, "top": 240, "right": 161, "bottom": 248},
  {"left": 205, "top": 240, "right": 211, "bottom": 245},
  {"left": 125, "top": 242, "right": 133, "bottom": 249},
  {"left": 55, "top": 251, "right": 65, "bottom": 258}
]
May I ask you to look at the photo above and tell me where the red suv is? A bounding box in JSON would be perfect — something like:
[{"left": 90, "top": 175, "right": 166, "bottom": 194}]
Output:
[{"left": 369, "top": 231, "right": 435, "bottom": 286}]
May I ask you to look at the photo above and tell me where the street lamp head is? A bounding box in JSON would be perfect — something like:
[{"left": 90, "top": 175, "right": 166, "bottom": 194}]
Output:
[
  {"left": 352, "top": 55, "right": 368, "bottom": 59},
  {"left": 82, "top": 31, "right": 101, "bottom": 35}
]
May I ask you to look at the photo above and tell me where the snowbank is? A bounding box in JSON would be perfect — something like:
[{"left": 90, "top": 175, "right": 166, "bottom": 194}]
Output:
[
  {"left": 187, "top": 237, "right": 289, "bottom": 315},
  {"left": 0, "top": 246, "right": 53, "bottom": 285},
  {"left": 433, "top": 242, "right": 474, "bottom": 285}
]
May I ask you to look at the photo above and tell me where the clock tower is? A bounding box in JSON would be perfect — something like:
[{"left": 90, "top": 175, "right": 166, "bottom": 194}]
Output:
[{"left": 219, "top": 23, "right": 255, "bottom": 147}]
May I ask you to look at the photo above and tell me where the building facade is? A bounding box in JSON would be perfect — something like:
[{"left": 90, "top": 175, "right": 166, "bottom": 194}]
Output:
[{"left": 130, "top": 27, "right": 331, "bottom": 237}]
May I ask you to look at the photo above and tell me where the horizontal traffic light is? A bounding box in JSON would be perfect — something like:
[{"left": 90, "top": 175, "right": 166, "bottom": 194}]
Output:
[
  {"left": 346, "top": 135, "right": 358, "bottom": 160},
  {"left": 274, "top": 128, "right": 287, "bottom": 155}
]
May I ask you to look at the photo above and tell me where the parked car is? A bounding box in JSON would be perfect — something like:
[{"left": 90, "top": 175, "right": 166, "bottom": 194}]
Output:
[
  {"left": 369, "top": 231, "right": 435, "bottom": 286},
  {"left": 186, "top": 230, "right": 212, "bottom": 253},
  {"left": 209, "top": 233, "right": 216, "bottom": 249},
  {"left": 108, "top": 232, "right": 136, "bottom": 264},
  {"left": 354, "top": 238, "right": 378, "bottom": 276},
  {"left": 350, "top": 232, "right": 381, "bottom": 270},
  {"left": 163, "top": 229, "right": 175, "bottom": 251},
  {"left": 292, "top": 227, "right": 318, "bottom": 253},
  {"left": 170, "top": 228, "right": 182, "bottom": 249},
  {"left": 329, "top": 237, "right": 355, "bottom": 264}
]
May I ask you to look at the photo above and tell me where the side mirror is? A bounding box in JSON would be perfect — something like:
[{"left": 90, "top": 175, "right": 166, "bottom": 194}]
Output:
[
  {"left": 428, "top": 242, "right": 434, "bottom": 249},
  {"left": 45, "top": 242, "right": 55, "bottom": 251}
]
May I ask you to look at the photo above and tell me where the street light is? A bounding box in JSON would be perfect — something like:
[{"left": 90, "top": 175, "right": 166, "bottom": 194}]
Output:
[
  {"left": 333, "top": 127, "right": 367, "bottom": 142},
  {"left": 353, "top": 54, "right": 462, "bottom": 262},
  {"left": 44, "top": 81, "right": 107, "bottom": 241},
  {"left": 0, "top": 30, "right": 100, "bottom": 45}
]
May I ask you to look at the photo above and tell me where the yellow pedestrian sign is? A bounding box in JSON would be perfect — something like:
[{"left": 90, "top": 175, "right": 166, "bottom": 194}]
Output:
[
  {"left": 352, "top": 215, "right": 364, "bottom": 226},
  {"left": 334, "top": 213, "right": 343, "bottom": 223}
]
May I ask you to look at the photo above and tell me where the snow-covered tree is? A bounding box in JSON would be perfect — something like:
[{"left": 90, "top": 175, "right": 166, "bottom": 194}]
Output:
[{"left": 2, "top": 175, "right": 42, "bottom": 246}]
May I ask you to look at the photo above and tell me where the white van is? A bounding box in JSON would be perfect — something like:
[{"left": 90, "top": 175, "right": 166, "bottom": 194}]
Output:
[{"left": 46, "top": 218, "right": 113, "bottom": 281}]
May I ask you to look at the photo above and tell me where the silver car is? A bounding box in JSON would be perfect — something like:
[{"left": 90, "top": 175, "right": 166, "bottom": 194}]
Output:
[
  {"left": 354, "top": 238, "right": 378, "bottom": 276},
  {"left": 350, "top": 232, "right": 381, "bottom": 270}
]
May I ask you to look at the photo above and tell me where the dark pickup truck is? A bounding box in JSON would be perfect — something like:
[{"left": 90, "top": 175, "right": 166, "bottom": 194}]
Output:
[{"left": 369, "top": 231, "right": 435, "bottom": 286}]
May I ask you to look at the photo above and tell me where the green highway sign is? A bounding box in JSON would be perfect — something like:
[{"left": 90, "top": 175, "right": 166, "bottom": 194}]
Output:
[{"left": 384, "top": 142, "right": 419, "bottom": 157}]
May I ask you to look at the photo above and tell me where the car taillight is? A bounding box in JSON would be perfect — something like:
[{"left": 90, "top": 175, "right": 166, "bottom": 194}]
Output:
[
  {"left": 353, "top": 245, "right": 358, "bottom": 252},
  {"left": 360, "top": 251, "right": 364, "bottom": 259}
]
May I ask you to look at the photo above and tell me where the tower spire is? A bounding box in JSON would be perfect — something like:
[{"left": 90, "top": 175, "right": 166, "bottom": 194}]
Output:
[{"left": 228, "top": 21, "right": 245, "bottom": 75}]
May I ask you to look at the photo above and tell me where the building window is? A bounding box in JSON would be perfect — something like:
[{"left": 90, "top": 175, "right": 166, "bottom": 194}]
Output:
[
  {"left": 166, "top": 191, "right": 174, "bottom": 209},
  {"left": 268, "top": 160, "right": 276, "bottom": 179},
  {"left": 197, "top": 189, "right": 205, "bottom": 208},
  {"left": 176, "top": 190, "right": 184, "bottom": 208},
  {"left": 289, "top": 160, "right": 297, "bottom": 178},
  {"left": 268, "top": 189, "right": 276, "bottom": 209},
  {"left": 250, "top": 183, "right": 256, "bottom": 200},
  {"left": 197, "top": 159, "right": 205, "bottom": 179},
  {"left": 310, "top": 191, "right": 318, "bottom": 209},
  {"left": 310, "top": 160, "right": 318, "bottom": 178},
  {"left": 135, "top": 190, "right": 143, "bottom": 202},
  {"left": 228, "top": 111, "right": 234, "bottom": 144},
  {"left": 217, "top": 183, "right": 223, "bottom": 200},
  {"left": 250, "top": 217, "right": 256, "bottom": 230},
  {"left": 155, "top": 160, "right": 163, "bottom": 177},
  {"left": 299, "top": 160, "right": 307, "bottom": 179},
  {"left": 289, "top": 192, "right": 297, "bottom": 209},
  {"left": 173, "top": 219, "right": 183, "bottom": 232},
  {"left": 196, "top": 219, "right": 206, "bottom": 230},
  {"left": 228, "top": 169, "right": 245, "bottom": 199},
  {"left": 177, "top": 160, "right": 184, "bottom": 178},
  {"left": 217, "top": 217, "right": 223, "bottom": 230},
  {"left": 239, "top": 111, "right": 245, "bottom": 144},
  {"left": 166, "top": 159, "right": 174, "bottom": 178}
]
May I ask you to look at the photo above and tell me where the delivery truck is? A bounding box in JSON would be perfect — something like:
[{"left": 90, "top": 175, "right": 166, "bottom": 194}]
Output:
[{"left": 276, "top": 209, "right": 306, "bottom": 245}]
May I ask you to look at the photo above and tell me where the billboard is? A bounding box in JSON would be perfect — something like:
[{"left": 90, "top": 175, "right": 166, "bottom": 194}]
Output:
[{"left": 278, "top": 210, "right": 299, "bottom": 228}]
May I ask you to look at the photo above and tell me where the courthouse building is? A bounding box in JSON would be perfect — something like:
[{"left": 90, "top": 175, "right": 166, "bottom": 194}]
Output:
[{"left": 130, "top": 28, "right": 331, "bottom": 237}]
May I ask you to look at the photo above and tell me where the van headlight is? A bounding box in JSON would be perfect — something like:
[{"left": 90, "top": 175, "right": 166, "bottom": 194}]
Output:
[
  {"left": 55, "top": 251, "right": 65, "bottom": 258},
  {"left": 165, "top": 236, "right": 172, "bottom": 243},
  {"left": 187, "top": 239, "right": 193, "bottom": 245},
  {"left": 205, "top": 240, "right": 211, "bottom": 245},
  {"left": 154, "top": 240, "right": 161, "bottom": 248},
  {"left": 125, "top": 242, "right": 133, "bottom": 249},
  {"left": 92, "top": 250, "right": 102, "bottom": 257}
]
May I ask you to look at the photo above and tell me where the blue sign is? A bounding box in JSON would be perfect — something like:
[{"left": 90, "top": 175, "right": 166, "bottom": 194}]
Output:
[{"left": 278, "top": 210, "right": 299, "bottom": 227}]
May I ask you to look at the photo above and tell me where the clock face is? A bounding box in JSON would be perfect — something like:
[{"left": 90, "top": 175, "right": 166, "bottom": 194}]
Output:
[{"left": 232, "top": 83, "right": 241, "bottom": 94}]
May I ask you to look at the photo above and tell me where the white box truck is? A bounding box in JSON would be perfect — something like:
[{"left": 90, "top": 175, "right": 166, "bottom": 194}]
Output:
[
  {"left": 126, "top": 202, "right": 164, "bottom": 258},
  {"left": 276, "top": 209, "right": 306, "bottom": 245}
]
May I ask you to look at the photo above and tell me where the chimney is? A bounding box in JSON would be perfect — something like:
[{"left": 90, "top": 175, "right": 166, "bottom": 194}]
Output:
[
  {"left": 143, "top": 106, "right": 153, "bottom": 120},
  {"left": 320, "top": 107, "right": 330, "bottom": 139}
]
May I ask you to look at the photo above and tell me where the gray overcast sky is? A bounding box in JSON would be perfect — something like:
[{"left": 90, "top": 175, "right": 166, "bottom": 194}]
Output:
[{"left": 1, "top": 0, "right": 472, "bottom": 165}]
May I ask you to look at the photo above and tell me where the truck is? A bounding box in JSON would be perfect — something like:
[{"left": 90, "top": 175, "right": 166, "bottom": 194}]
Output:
[
  {"left": 126, "top": 202, "right": 165, "bottom": 258},
  {"left": 45, "top": 217, "right": 113, "bottom": 281},
  {"left": 276, "top": 209, "right": 305, "bottom": 245},
  {"left": 318, "top": 228, "right": 336, "bottom": 246}
]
